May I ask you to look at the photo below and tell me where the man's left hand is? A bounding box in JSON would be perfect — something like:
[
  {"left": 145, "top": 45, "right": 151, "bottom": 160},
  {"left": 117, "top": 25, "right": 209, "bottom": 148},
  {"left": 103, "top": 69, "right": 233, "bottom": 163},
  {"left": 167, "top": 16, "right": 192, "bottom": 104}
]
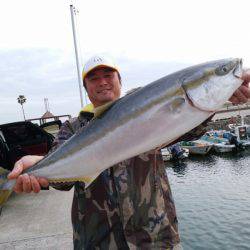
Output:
[{"left": 229, "top": 70, "right": 250, "bottom": 104}]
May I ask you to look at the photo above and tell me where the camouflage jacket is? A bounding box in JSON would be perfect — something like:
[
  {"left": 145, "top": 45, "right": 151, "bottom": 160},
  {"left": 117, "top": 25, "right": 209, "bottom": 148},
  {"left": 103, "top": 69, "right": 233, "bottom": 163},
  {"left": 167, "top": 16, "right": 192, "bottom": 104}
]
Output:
[{"left": 51, "top": 111, "right": 211, "bottom": 250}]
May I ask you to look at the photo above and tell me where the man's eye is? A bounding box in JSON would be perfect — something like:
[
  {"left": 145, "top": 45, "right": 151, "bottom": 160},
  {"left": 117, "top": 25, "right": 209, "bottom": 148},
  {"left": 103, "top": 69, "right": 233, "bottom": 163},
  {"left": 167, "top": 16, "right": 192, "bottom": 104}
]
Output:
[
  {"left": 90, "top": 77, "right": 99, "bottom": 81},
  {"left": 104, "top": 74, "right": 112, "bottom": 78}
]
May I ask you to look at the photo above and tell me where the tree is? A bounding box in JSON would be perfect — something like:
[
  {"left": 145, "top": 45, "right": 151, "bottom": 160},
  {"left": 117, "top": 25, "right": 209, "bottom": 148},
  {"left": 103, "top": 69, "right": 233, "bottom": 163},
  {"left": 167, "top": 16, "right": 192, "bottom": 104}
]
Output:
[{"left": 17, "top": 95, "right": 27, "bottom": 120}]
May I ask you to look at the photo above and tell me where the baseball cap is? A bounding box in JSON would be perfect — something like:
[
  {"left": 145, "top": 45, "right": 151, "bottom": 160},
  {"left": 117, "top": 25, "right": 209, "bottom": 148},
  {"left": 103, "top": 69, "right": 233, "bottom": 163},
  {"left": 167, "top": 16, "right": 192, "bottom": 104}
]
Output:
[{"left": 82, "top": 55, "right": 119, "bottom": 80}]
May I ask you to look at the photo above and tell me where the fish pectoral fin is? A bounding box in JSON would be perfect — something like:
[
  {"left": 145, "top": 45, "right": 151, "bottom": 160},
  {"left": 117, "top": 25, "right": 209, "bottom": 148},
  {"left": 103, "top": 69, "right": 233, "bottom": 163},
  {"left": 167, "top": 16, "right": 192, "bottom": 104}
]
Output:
[
  {"left": 158, "top": 97, "right": 186, "bottom": 115},
  {"left": 93, "top": 101, "right": 116, "bottom": 118}
]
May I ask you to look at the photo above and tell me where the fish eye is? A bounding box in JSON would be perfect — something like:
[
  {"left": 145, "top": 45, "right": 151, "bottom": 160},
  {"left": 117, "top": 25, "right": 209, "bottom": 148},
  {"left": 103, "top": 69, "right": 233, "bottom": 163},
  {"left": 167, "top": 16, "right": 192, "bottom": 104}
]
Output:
[
  {"left": 215, "top": 62, "right": 234, "bottom": 76},
  {"left": 222, "top": 66, "right": 228, "bottom": 72}
]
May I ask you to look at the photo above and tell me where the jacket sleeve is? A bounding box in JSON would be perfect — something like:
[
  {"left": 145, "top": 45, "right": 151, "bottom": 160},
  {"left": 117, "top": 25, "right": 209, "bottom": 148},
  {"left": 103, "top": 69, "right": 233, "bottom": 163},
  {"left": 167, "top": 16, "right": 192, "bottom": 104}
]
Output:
[{"left": 48, "top": 119, "right": 77, "bottom": 191}]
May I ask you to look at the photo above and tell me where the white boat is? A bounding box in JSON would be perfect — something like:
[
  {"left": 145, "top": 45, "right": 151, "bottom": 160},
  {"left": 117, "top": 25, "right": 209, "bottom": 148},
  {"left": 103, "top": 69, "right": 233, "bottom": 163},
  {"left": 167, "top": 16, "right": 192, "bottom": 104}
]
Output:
[
  {"left": 213, "top": 143, "right": 235, "bottom": 153},
  {"left": 242, "top": 141, "right": 250, "bottom": 147},
  {"left": 199, "top": 134, "right": 236, "bottom": 153},
  {"left": 182, "top": 144, "right": 213, "bottom": 155},
  {"left": 161, "top": 148, "right": 172, "bottom": 161},
  {"left": 181, "top": 148, "right": 190, "bottom": 158},
  {"left": 161, "top": 146, "right": 189, "bottom": 161},
  {"left": 181, "top": 141, "right": 213, "bottom": 155},
  {"left": 232, "top": 124, "right": 250, "bottom": 147}
]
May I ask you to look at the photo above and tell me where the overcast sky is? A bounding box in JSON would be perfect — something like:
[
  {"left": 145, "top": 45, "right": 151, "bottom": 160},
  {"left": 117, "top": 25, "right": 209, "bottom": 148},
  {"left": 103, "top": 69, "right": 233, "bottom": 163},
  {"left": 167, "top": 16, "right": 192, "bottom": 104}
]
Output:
[{"left": 1, "top": 0, "right": 250, "bottom": 124}]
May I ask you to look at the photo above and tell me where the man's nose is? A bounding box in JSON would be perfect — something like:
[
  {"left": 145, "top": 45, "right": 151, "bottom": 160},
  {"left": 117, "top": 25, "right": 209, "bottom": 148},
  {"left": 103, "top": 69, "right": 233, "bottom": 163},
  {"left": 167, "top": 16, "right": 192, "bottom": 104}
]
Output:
[{"left": 98, "top": 77, "right": 108, "bottom": 86}]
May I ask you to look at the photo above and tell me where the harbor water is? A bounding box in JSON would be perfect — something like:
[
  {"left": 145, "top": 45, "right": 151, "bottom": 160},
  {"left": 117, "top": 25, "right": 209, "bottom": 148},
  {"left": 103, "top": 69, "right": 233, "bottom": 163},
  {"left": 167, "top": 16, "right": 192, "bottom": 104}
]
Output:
[{"left": 166, "top": 149, "right": 250, "bottom": 250}]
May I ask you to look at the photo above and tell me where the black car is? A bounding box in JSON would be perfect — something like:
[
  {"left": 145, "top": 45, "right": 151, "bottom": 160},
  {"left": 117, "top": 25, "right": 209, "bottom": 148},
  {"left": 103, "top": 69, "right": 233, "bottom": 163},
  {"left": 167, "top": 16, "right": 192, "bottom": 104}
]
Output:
[{"left": 0, "top": 121, "right": 56, "bottom": 171}]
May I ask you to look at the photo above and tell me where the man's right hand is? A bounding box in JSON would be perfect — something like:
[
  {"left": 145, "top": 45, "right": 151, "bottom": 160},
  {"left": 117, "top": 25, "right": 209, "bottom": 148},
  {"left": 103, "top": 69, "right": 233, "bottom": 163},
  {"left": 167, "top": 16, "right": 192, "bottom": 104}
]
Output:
[{"left": 8, "top": 155, "right": 49, "bottom": 193}]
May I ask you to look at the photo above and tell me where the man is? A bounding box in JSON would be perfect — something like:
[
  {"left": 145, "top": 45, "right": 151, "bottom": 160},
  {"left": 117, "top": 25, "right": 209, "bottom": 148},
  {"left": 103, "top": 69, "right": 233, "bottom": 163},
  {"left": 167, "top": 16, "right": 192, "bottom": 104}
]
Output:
[{"left": 8, "top": 56, "right": 250, "bottom": 249}]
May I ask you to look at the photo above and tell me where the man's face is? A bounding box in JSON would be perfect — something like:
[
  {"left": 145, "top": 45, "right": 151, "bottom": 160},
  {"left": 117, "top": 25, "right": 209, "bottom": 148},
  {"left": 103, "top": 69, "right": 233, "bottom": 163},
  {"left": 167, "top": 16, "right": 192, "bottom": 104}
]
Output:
[{"left": 84, "top": 67, "right": 121, "bottom": 107}]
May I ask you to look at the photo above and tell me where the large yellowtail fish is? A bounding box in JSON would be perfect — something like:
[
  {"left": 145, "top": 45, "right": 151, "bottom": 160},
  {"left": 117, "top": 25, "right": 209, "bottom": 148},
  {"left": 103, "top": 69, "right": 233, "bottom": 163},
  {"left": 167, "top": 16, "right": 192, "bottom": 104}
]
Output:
[{"left": 0, "top": 58, "right": 243, "bottom": 206}]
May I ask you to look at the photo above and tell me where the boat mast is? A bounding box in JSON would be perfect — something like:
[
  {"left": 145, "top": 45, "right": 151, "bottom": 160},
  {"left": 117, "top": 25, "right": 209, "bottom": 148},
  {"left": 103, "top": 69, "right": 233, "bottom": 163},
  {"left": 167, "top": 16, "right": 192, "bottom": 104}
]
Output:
[{"left": 70, "top": 4, "right": 86, "bottom": 108}]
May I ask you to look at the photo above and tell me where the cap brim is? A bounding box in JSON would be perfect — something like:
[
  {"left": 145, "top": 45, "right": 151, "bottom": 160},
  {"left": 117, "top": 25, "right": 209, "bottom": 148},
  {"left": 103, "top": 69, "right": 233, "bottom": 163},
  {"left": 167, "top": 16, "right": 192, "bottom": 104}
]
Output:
[{"left": 82, "top": 64, "right": 119, "bottom": 80}]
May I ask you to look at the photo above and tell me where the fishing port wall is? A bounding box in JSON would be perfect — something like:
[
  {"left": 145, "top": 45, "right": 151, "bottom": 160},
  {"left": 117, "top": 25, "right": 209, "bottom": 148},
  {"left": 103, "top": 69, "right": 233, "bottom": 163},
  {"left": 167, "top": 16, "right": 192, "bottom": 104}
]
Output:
[{"left": 207, "top": 102, "right": 250, "bottom": 130}]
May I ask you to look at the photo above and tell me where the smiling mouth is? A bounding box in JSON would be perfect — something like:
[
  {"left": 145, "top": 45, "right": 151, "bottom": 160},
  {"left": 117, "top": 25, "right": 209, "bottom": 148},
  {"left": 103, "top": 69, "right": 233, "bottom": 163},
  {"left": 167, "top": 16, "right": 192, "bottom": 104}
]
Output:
[{"left": 98, "top": 89, "right": 112, "bottom": 93}]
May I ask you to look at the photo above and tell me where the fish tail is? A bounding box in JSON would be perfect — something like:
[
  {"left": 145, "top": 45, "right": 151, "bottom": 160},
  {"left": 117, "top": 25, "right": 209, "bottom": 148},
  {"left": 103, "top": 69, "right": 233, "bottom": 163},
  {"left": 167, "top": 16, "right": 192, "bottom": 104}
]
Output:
[{"left": 0, "top": 167, "right": 15, "bottom": 206}]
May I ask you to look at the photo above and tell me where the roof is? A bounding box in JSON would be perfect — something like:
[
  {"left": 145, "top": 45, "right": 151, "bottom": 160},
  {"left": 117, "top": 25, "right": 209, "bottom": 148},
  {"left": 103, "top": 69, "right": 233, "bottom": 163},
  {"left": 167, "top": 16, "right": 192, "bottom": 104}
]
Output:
[{"left": 41, "top": 111, "right": 54, "bottom": 119}]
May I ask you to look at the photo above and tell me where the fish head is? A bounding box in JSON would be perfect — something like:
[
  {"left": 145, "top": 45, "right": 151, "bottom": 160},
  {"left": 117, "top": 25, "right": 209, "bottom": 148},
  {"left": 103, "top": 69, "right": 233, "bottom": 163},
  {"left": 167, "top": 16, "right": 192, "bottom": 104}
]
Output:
[{"left": 182, "top": 58, "right": 243, "bottom": 112}]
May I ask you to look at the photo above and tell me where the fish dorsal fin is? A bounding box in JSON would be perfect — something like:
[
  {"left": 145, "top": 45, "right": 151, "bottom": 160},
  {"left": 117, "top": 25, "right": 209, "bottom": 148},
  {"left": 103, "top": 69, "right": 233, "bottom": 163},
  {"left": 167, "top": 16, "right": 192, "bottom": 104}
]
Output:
[{"left": 93, "top": 101, "right": 116, "bottom": 118}]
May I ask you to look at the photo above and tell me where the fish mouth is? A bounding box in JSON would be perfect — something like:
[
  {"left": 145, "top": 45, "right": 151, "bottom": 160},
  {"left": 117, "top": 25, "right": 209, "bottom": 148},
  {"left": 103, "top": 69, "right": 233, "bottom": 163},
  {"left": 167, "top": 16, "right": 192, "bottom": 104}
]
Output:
[{"left": 233, "top": 58, "right": 243, "bottom": 78}]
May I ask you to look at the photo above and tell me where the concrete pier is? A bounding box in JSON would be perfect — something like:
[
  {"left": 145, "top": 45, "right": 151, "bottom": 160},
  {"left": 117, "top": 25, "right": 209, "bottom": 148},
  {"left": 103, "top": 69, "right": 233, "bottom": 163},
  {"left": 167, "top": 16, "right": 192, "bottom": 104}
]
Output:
[{"left": 0, "top": 189, "right": 73, "bottom": 250}]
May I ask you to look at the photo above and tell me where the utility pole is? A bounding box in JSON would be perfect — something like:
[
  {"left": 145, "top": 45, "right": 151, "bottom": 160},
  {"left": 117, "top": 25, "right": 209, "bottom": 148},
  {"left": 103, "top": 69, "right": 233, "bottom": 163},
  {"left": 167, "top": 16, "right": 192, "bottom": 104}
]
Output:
[{"left": 70, "top": 4, "right": 86, "bottom": 108}]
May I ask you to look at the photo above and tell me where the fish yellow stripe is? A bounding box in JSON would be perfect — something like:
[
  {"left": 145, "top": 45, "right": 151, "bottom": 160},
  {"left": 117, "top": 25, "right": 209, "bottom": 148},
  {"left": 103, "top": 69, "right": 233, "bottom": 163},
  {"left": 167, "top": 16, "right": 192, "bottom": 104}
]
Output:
[{"left": 48, "top": 175, "right": 97, "bottom": 184}]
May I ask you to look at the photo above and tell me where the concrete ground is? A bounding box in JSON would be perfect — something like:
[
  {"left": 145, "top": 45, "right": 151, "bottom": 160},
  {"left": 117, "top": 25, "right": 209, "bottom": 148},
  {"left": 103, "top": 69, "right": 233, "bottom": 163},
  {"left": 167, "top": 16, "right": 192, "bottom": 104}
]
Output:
[{"left": 0, "top": 189, "right": 74, "bottom": 250}]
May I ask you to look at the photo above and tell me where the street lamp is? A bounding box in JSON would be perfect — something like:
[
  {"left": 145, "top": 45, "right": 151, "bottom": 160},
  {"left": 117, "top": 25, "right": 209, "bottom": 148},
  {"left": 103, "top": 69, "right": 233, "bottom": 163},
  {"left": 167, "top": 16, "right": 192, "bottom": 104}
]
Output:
[{"left": 17, "top": 95, "right": 27, "bottom": 120}]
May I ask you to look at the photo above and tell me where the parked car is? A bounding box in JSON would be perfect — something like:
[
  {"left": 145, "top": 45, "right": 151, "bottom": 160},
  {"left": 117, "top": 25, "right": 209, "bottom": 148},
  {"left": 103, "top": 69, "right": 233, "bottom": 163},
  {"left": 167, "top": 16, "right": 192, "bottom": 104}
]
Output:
[{"left": 0, "top": 121, "right": 55, "bottom": 171}]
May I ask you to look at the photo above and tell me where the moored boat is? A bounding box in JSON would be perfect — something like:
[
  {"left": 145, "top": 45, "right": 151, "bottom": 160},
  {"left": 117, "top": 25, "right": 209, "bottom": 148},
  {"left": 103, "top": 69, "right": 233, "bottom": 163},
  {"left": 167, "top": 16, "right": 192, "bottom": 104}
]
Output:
[
  {"left": 213, "top": 143, "right": 235, "bottom": 153},
  {"left": 161, "top": 143, "right": 189, "bottom": 162},
  {"left": 168, "top": 143, "right": 189, "bottom": 160},
  {"left": 200, "top": 132, "right": 237, "bottom": 153},
  {"left": 181, "top": 141, "right": 213, "bottom": 155},
  {"left": 161, "top": 148, "right": 172, "bottom": 161},
  {"left": 231, "top": 124, "right": 250, "bottom": 147}
]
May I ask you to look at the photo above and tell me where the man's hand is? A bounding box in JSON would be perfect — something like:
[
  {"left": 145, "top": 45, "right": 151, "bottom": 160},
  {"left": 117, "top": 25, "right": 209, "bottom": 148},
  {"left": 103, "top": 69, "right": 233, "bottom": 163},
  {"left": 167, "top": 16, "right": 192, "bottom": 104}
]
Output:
[
  {"left": 8, "top": 155, "right": 49, "bottom": 193},
  {"left": 229, "top": 70, "right": 250, "bottom": 104}
]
